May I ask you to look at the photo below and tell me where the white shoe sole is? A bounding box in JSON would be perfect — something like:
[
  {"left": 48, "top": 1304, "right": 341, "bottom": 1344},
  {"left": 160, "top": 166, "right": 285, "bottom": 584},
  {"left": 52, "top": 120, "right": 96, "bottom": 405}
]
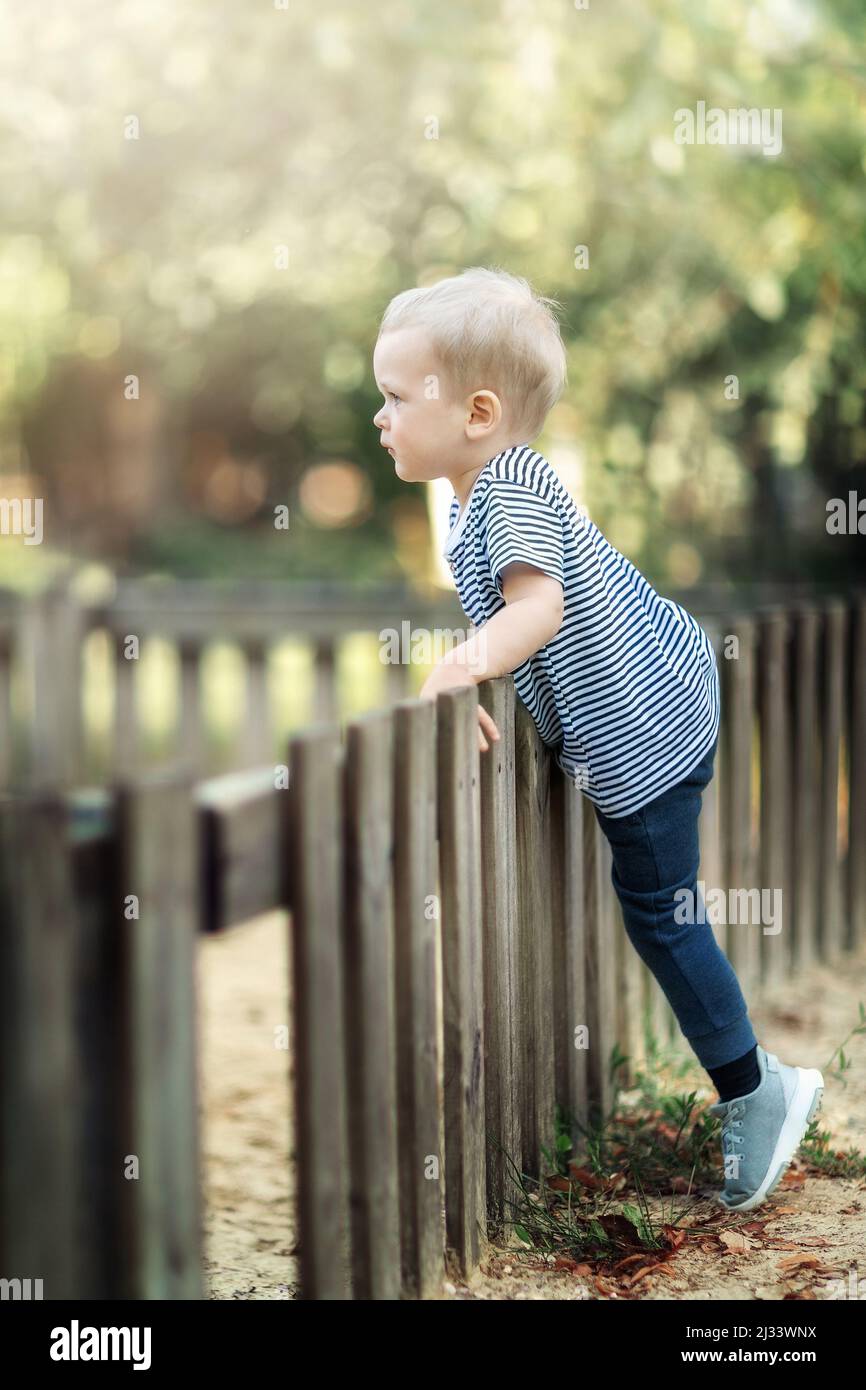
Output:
[{"left": 717, "top": 1066, "right": 825, "bottom": 1213}]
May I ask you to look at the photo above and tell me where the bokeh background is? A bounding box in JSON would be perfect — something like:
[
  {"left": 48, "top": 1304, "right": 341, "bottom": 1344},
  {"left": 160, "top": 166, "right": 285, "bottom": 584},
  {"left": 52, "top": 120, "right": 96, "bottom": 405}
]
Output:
[{"left": 1, "top": 0, "right": 864, "bottom": 770}]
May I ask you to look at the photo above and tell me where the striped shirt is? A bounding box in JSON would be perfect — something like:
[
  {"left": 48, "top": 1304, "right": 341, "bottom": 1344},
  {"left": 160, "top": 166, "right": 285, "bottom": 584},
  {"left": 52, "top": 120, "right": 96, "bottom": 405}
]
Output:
[{"left": 442, "top": 444, "right": 721, "bottom": 817}]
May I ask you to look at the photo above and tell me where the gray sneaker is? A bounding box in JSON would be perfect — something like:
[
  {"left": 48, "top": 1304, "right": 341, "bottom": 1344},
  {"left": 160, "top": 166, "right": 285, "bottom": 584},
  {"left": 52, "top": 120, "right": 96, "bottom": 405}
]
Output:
[{"left": 708, "top": 1044, "right": 824, "bottom": 1212}]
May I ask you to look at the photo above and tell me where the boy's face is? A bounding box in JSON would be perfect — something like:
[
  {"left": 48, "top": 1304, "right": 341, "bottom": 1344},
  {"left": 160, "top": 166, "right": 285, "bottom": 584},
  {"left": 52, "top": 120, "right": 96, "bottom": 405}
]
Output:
[{"left": 372, "top": 326, "right": 481, "bottom": 484}]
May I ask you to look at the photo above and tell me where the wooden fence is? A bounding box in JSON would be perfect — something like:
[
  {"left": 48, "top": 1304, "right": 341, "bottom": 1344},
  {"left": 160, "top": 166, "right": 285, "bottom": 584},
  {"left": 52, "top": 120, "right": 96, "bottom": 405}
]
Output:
[
  {"left": 0, "top": 577, "right": 857, "bottom": 784},
  {"left": 0, "top": 592, "right": 864, "bottom": 1299}
]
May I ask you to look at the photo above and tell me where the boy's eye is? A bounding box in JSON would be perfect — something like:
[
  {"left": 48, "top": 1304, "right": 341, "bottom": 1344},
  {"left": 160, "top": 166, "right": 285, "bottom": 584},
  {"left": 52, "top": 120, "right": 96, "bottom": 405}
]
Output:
[{"left": 389, "top": 392, "right": 402, "bottom": 404}]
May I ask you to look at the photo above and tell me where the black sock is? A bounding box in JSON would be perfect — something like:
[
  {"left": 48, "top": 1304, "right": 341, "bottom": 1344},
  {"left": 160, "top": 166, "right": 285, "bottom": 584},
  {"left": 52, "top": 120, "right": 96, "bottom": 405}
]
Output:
[{"left": 707, "top": 1045, "right": 761, "bottom": 1103}]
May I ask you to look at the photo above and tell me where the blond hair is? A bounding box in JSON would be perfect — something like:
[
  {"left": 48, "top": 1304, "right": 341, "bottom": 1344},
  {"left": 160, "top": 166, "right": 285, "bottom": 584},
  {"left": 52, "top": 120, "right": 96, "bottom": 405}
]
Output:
[{"left": 377, "top": 265, "right": 568, "bottom": 441}]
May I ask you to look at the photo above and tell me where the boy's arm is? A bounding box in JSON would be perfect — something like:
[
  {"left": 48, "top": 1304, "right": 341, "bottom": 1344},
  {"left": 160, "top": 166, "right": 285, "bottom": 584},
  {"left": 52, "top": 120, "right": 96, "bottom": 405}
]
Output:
[
  {"left": 442, "top": 562, "right": 564, "bottom": 680},
  {"left": 418, "top": 563, "right": 565, "bottom": 749}
]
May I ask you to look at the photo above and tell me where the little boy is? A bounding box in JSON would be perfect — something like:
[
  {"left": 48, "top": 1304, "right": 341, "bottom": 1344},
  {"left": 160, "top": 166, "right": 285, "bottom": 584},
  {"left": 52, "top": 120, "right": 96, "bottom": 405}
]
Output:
[{"left": 372, "top": 265, "right": 823, "bottom": 1212}]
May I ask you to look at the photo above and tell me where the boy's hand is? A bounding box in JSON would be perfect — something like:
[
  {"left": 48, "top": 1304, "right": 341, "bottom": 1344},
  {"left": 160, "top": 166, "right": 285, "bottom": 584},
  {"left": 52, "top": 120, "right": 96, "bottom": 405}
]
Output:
[{"left": 418, "top": 663, "right": 501, "bottom": 752}]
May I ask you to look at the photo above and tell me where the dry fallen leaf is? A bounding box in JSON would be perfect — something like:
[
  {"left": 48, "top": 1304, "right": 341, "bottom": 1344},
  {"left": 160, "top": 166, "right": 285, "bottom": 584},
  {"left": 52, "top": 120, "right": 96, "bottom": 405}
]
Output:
[
  {"left": 661, "top": 1225, "right": 687, "bottom": 1251},
  {"left": 545, "top": 1174, "right": 572, "bottom": 1192},
  {"left": 718, "top": 1229, "right": 758, "bottom": 1254},
  {"left": 567, "top": 1164, "right": 606, "bottom": 1190},
  {"left": 779, "top": 1170, "right": 807, "bottom": 1190},
  {"left": 777, "top": 1254, "right": 825, "bottom": 1273},
  {"left": 622, "top": 1262, "right": 667, "bottom": 1289}
]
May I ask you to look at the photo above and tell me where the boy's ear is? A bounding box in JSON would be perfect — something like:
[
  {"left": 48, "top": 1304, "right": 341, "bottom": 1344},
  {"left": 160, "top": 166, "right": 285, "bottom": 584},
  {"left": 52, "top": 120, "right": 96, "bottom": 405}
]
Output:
[{"left": 466, "top": 388, "right": 502, "bottom": 431}]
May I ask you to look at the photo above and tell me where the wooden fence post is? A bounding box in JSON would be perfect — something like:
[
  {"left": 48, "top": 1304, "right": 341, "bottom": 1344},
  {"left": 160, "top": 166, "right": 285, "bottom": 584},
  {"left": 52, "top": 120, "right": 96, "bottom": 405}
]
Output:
[
  {"left": 343, "top": 710, "right": 401, "bottom": 1300},
  {"left": 818, "top": 602, "right": 847, "bottom": 964},
  {"left": 0, "top": 629, "right": 14, "bottom": 786},
  {"left": 0, "top": 793, "right": 80, "bottom": 1299},
  {"left": 477, "top": 679, "right": 520, "bottom": 1230},
  {"left": 241, "top": 639, "right": 271, "bottom": 768},
  {"left": 178, "top": 639, "right": 205, "bottom": 776},
  {"left": 392, "top": 698, "right": 444, "bottom": 1299},
  {"left": 582, "top": 806, "right": 619, "bottom": 1125},
  {"left": 848, "top": 596, "right": 866, "bottom": 951},
  {"left": 115, "top": 770, "right": 202, "bottom": 1299},
  {"left": 698, "top": 621, "right": 724, "bottom": 932},
  {"left": 69, "top": 788, "right": 126, "bottom": 1300},
  {"left": 758, "top": 609, "right": 792, "bottom": 986},
  {"left": 791, "top": 604, "right": 820, "bottom": 971},
  {"left": 721, "top": 615, "right": 760, "bottom": 1000},
  {"left": 113, "top": 632, "right": 139, "bottom": 778},
  {"left": 18, "top": 581, "right": 85, "bottom": 790},
  {"left": 513, "top": 701, "right": 556, "bottom": 1183},
  {"left": 437, "top": 685, "right": 486, "bottom": 1281},
  {"left": 288, "top": 725, "right": 350, "bottom": 1300},
  {"left": 551, "top": 768, "right": 590, "bottom": 1162},
  {"left": 312, "top": 637, "right": 337, "bottom": 727}
]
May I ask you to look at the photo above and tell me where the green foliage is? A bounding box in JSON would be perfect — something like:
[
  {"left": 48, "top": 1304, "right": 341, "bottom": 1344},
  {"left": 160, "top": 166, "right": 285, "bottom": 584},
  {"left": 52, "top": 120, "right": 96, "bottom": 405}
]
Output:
[{"left": 2, "top": 0, "right": 865, "bottom": 584}]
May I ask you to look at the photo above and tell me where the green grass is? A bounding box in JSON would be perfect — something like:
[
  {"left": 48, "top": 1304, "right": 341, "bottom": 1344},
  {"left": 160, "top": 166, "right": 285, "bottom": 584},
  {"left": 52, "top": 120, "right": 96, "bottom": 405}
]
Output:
[{"left": 487, "top": 1004, "right": 866, "bottom": 1268}]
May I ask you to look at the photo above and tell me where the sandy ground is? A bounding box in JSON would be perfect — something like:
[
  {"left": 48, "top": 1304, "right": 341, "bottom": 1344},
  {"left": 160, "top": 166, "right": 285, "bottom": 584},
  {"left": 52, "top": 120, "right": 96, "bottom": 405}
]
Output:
[{"left": 199, "top": 912, "right": 866, "bottom": 1301}]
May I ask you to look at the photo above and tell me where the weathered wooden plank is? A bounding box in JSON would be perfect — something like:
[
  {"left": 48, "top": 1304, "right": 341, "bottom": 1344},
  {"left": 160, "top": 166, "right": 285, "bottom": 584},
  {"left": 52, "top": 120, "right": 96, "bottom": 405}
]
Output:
[
  {"left": 848, "top": 596, "right": 866, "bottom": 952},
  {"left": 113, "top": 631, "right": 139, "bottom": 778},
  {"left": 818, "top": 602, "right": 847, "bottom": 963},
  {"left": 758, "top": 609, "right": 791, "bottom": 986},
  {"left": 100, "top": 583, "right": 468, "bottom": 643},
  {"left": 343, "top": 710, "right": 401, "bottom": 1300},
  {"left": 791, "top": 604, "right": 820, "bottom": 971},
  {"left": 513, "top": 700, "right": 556, "bottom": 1182},
  {"left": 552, "top": 770, "right": 589, "bottom": 1161},
  {"left": 0, "top": 631, "right": 13, "bottom": 786},
  {"left": 437, "top": 685, "right": 486, "bottom": 1280},
  {"left": 720, "top": 615, "right": 760, "bottom": 1000},
  {"left": 69, "top": 795, "right": 126, "bottom": 1299},
  {"left": 698, "top": 622, "right": 724, "bottom": 941},
  {"left": 287, "top": 725, "right": 350, "bottom": 1299},
  {"left": 392, "top": 698, "right": 443, "bottom": 1299},
  {"left": 115, "top": 770, "right": 202, "bottom": 1299},
  {"left": 0, "top": 794, "right": 79, "bottom": 1299},
  {"left": 18, "top": 583, "right": 85, "bottom": 789},
  {"left": 583, "top": 808, "right": 618, "bottom": 1124},
  {"left": 178, "top": 639, "right": 205, "bottom": 775},
  {"left": 609, "top": 831, "right": 645, "bottom": 1087},
  {"left": 241, "top": 640, "right": 272, "bottom": 767},
  {"left": 195, "top": 767, "right": 283, "bottom": 931},
  {"left": 477, "top": 678, "right": 519, "bottom": 1228},
  {"left": 383, "top": 651, "right": 410, "bottom": 707},
  {"left": 312, "top": 637, "right": 337, "bottom": 727}
]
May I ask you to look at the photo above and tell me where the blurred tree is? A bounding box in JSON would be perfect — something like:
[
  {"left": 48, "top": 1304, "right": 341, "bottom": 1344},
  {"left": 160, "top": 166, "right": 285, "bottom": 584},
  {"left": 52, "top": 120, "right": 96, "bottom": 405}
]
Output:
[{"left": 0, "top": 0, "right": 863, "bottom": 588}]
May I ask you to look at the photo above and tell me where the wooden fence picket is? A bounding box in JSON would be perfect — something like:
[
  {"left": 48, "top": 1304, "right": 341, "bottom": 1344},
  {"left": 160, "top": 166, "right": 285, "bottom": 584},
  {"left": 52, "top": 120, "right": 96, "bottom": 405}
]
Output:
[
  {"left": 759, "top": 609, "right": 792, "bottom": 986},
  {"left": 343, "top": 710, "right": 401, "bottom": 1300},
  {"left": 818, "top": 602, "right": 847, "bottom": 963},
  {"left": 582, "top": 806, "right": 619, "bottom": 1123},
  {"left": 115, "top": 770, "right": 202, "bottom": 1300},
  {"left": 477, "top": 679, "right": 520, "bottom": 1230},
  {"left": 514, "top": 700, "right": 556, "bottom": 1183},
  {"left": 848, "top": 597, "right": 866, "bottom": 951},
  {"left": 436, "top": 685, "right": 486, "bottom": 1280},
  {"left": 721, "top": 615, "right": 761, "bottom": 999},
  {"left": 287, "top": 725, "right": 351, "bottom": 1300},
  {"left": 392, "top": 698, "right": 443, "bottom": 1299},
  {"left": 0, "top": 794, "right": 80, "bottom": 1300},
  {"left": 551, "top": 768, "right": 589, "bottom": 1161}
]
